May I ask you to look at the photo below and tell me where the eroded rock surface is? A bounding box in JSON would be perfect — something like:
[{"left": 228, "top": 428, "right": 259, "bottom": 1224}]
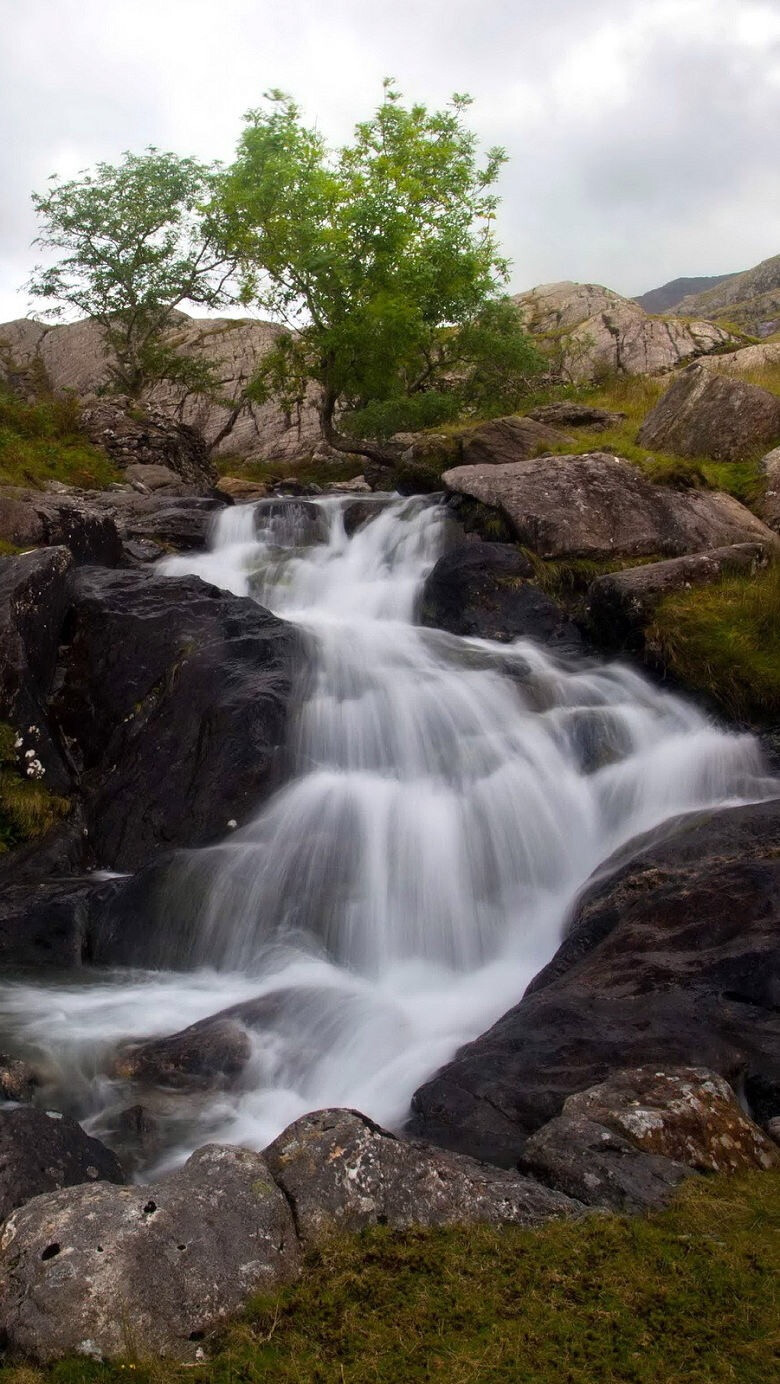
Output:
[
  {"left": 0, "top": 1107, "right": 125, "bottom": 1224},
  {"left": 0, "top": 1144, "right": 299, "bottom": 1362},
  {"left": 637, "top": 363, "right": 780, "bottom": 463},
  {"left": 442, "top": 452, "right": 774, "bottom": 560},
  {"left": 519, "top": 1113, "right": 691, "bottom": 1212}
]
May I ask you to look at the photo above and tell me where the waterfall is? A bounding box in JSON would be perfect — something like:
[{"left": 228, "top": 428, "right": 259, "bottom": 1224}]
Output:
[{"left": 0, "top": 495, "right": 775, "bottom": 1174}]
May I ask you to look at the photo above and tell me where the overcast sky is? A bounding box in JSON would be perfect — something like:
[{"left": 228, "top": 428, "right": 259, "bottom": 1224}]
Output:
[{"left": 2, "top": 0, "right": 779, "bottom": 323}]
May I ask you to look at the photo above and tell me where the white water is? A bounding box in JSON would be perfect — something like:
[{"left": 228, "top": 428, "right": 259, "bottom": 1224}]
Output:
[{"left": 0, "top": 495, "right": 776, "bottom": 1174}]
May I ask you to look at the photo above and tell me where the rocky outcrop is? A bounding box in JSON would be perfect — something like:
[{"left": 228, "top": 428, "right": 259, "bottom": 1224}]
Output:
[
  {"left": 409, "top": 798, "right": 780, "bottom": 1165},
  {"left": 527, "top": 403, "right": 626, "bottom": 431},
  {"left": 587, "top": 543, "right": 771, "bottom": 648},
  {"left": 419, "top": 540, "right": 583, "bottom": 651},
  {"left": 442, "top": 452, "right": 775, "bottom": 560},
  {"left": 458, "top": 416, "right": 572, "bottom": 464},
  {"left": 49, "top": 566, "right": 301, "bottom": 869},
  {"left": 0, "top": 489, "right": 123, "bottom": 566},
  {"left": 80, "top": 396, "right": 216, "bottom": 489},
  {"left": 699, "top": 340, "right": 780, "bottom": 377},
  {"left": 512, "top": 282, "right": 734, "bottom": 383},
  {"left": 0, "top": 1107, "right": 125, "bottom": 1224},
  {"left": 671, "top": 254, "right": 780, "bottom": 337},
  {"left": 0, "top": 1143, "right": 299, "bottom": 1362},
  {"left": 760, "top": 446, "right": 780, "bottom": 531},
  {"left": 265, "top": 1108, "right": 584, "bottom": 1247},
  {"left": 637, "top": 363, "right": 780, "bottom": 462}
]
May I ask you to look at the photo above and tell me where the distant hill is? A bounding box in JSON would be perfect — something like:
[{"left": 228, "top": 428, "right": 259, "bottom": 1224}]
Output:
[
  {"left": 634, "top": 275, "right": 736, "bottom": 315},
  {"left": 671, "top": 255, "right": 780, "bottom": 337}
]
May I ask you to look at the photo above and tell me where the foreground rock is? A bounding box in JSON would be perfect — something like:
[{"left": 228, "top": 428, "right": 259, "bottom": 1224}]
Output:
[
  {"left": 637, "top": 363, "right": 780, "bottom": 463},
  {"left": 419, "top": 540, "right": 583, "bottom": 651},
  {"left": 0, "top": 1144, "right": 299, "bottom": 1362},
  {"left": 409, "top": 798, "right": 780, "bottom": 1165},
  {"left": 760, "top": 446, "right": 780, "bottom": 531},
  {"left": 443, "top": 452, "right": 775, "bottom": 560},
  {"left": 0, "top": 489, "right": 123, "bottom": 565},
  {"left": 512, "top": 281, "right": 734, "bottom": 382},
  {"left": 0, "top": 1107, "right": 124, "bottom": 1223},
  {"left": 265, "top": 1108, "right": 584, "bottom": 1246},
  {"left": 587, "top": 543, "right": 771, "bottom": 648}
]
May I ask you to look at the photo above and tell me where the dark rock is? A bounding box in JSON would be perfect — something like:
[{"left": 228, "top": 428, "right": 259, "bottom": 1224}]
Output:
[
  {"left": 46, "top": 566, "right": 301, "bottom": 870},
  {"left": 0, "top": 1106, "right": 125, "bottom": 1224},
  {"left": 459, "top": 416, "right": 573, "bottom": 465},
  {"left": 519, "top": 1113, "right": 691, "bottom": 1212},
  {"left": 0, "top": 1055, "right": 39, "bottom": 1103},
  {"left": 80, "top": 396, "right": 217, "bottom": 489},
  {"left": 419, "top": 540, "right": 583, "bottom": 650},
  {"left": 253, "top": 497, "right": 329, "bottom": 546},
  {"left": 442, "top": 452, "right": 775, "bottom": 560},
  {"left": 0, "top": 875, "right": 121, "bottom": 968},
  {"left": 637, "top": 362, "right": 780, "bottom": 463},
  {"left": 0, "top": 1143, "right": 299, "bottom": 1362},
  {"left": 342, "top": 498, "right": 392, "bottom": 536},
  {"left": 587, "top": 543, "right": 771, "bottom": 648},
  {"left": 265, "top": 1108, "right": 585, "bottom": 1247},
  {"left": 409, "top": 799, "right": 780, "bottom": 1165},
  {"left": 0, "top": 490, "right": 122, "bottom": 566},
  {"left": 528, "top": 403, "right": 627, "bottom": 431},
  {"left": 117, "top": 496, "right": 224, "bottom": 550},
  {"left": 114, "top": 1019, "right": 252, "bottom": 1090}
]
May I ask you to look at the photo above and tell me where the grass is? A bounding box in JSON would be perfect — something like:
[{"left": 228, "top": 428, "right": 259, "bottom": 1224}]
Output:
[
  {"left": 0, "top": 386, "right": 120, "bottom": 490},
  {"left": 0, "top": 722, "right": 69, "bottom": 852},
  {"left": 2, "top": 1169, "right": 777, "bottom": 1383},
  {"left": 647, "top": 559, "right": 780, "bottom": 724},
  {"left": 216, "top": 452, "right": 370, "bottom": 488}
]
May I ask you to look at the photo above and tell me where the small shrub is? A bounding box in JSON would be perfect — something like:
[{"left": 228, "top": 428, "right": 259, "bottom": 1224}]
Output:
[{"left": 0, "top": 384, "right": 119, "bottom": 490}]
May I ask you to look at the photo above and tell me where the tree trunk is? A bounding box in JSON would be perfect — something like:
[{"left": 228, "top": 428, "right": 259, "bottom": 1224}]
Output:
[{"left": 318, "top": 392, "right": 404, "bottom": 468}]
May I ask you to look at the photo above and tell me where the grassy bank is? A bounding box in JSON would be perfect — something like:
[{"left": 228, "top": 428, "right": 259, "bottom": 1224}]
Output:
[
  {"left": 647, "top": 559, "right": 780, "bottom": 724},
  {"left": 2, "top": 1169, "right": 777, "bottom": 1384},
  {"left": 0, "top": 387, "right": 119, "bottom": 490},
  {"left": 0, "top": 723, "right": 69, "bottom": 852}
]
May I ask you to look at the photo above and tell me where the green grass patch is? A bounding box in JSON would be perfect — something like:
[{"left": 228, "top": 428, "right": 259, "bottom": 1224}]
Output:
[
  {"left": 648, "top": 559, "right": 780, "bottom": 724},
  {"left": 216, "top": 452, "right": 369, "bottom": 489},
  {"left": 3, "top": 1170, "right": 778, "bottom": 1383},
  {"left": 0, "top": 722, "right": 69, "bottom": 852},
  {"left": 0, "top": 387, "right": 120, "bottom": 490}
]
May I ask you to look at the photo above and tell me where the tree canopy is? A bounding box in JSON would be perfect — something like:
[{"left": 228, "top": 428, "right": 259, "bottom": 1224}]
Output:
[
  {"left": 222, "top": 83, "right": 542, "bottom": 455},
  {"left": 29, "top": 150, "right": 235, "bottom": 397}
]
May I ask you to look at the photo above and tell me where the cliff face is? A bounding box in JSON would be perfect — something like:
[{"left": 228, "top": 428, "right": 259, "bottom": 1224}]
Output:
[{"left": 0, "top": 313, "right": 323, "bottom": 463}]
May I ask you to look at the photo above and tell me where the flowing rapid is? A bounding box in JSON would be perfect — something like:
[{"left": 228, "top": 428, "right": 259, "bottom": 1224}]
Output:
[{"left": 0, "top": 494, "right": 775, "bottom": 1175}]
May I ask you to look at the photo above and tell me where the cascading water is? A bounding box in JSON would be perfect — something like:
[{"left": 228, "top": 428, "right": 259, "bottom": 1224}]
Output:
[{"left": 0, "top": 494, "right": 776, "bottom": 1174}]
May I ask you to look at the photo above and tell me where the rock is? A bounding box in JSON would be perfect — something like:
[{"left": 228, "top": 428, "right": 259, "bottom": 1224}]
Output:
[
  {"left": 442, "top": 451, "right": 775, "bottom": 560},
  {"left": 0, "top": 875, "right": 119, "bottom": 968},
  {"left": 699, "top": 341, "right": 780, "bottom": 377},
  {"left": 0, "top": 1143, "right": 299, "bottom": 1362},
  {"left": 327, "top": 476, "right": 371, "bottom": 493},
  {"left": 342, "top": 497, "right": 394, "bottom": 536},
  {"left": 409, "top": 798, "right": 780, "bottom": 1165},
  {"left": 265, "top": 1108, "right": 584, "bottom": 1247},
  {"left": 760, "top": 446, "right": 780, "bottom": 531},
  {"left": 114, "top": 1019, "right": 252, "bottom": 1089},
  {"left": 637, "top": 363, "right": 780, "bottom": 463},
  {"left": 215, "top": 476, "right": 269, "bottom": 500},
  {"left": 0, "top": 1107, "right": 125, "bottom": 1224},
  {"left": 0, "top": 489, "right": 122, "bottom": 566},
  {"left": 253, "top": 497, "right": 329, "bottom": 546},
  {"left": 587, "top": 543, "right": 771, "bottom": 648},
  {"left": 49, "top": 566, "right": 302, "bottom": 869},
  {"left": 79, "top": 396, "right": 216, "bottom": 488},
  {"left": 670, "top": 254, "right": 780, "bottom": 337},
  {"left": 459, "top": 416, "right": 572, "bottom": 464},
  {"left": 519, "top": 1113, "right": 691, "bottom": 1213},
  {"left": 0, "top": 1054, "right": 38, "bottom": 1103},
  {"left": 123, "top": 463, "right": 183, "bottom": 491},
  {"left": 527, "top": 403, "right": 627, "bottom": 431},
  {"left": 562, "top": 1067, "right": 778, "bottom": 1173},
  {"left": 512, "top": 281, "right": 734, "bottom": 382},
  {"left": 0, "top": 547, "right": 74, "bottom": 791},
  {"left": 419, "top": 541, "right": 583, "bottom": 651}
]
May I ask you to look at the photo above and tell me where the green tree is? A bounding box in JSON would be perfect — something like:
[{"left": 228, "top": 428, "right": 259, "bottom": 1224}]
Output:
[
  {"left": 28, "top": 150, "right": 235, "bottom": 397},
  {"left": 223, "top": 83, "right": 542, "bottom": 458}
]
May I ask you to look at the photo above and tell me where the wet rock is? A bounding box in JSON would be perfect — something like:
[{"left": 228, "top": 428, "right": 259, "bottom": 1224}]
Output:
[
  {"left": 442, "top": 452, "right": 775, "bottom": 560},
  {"left": 342, "top": 497, "right": 393, "bottom": 536},
  {"left": 419, "top": 541, "right": 583, "bottom": 651},
  {"left": 0, "top": 1055, "right": 39, "bottom": 1103},
  {"left": 265, "top": 1108, "right": 584, "bottom": 1246},
  {"left": 49, "top": 566, "right": 302, "bottom": 869},
  {"left": 0, "top": 1143, "right": 299, "bottom": 1362},
  {"left": 519, "top": 1113, "right": 691, "bottom": 1212},
  {"left": 0, "top": 1107, "right": 125, "bottom": 1224},
  {"left": 114, "top": 1019, "right": 252, "bottom": 1089},
  {"left": 409, "top": 798, "right": 780, "bottom": 1165},
  {"left": 0, "top": 874, "right": 120, "bottom": 968},
  {"left": 114, "top": 495, "right": 224, "bottom": 550},
  {"left": 253, "top": 497, "right": 329, "bottom": 545},
  {"left": 563, "top": 1066, "right": 778, "bottom": 1173},
  {"left": 637, "top": 363, "right": 780, "bottom": 463},
  {"left": 527, "top": 403, "right": 627, "bottom": 431},
  {"left": 587, "top": 543, "right": 771, "bottom": 648}
]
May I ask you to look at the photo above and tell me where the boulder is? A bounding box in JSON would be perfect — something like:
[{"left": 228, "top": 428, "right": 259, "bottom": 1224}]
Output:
[
  {"left": 113, "top": 1019, "right": 252, "bottom": 1090},
  {"left": 442, "top": 451, "right": 775, "bottom": 560},
  {"left": 0, "top": 1055, "right": 38, "bottom": 1103},
  {"left": 760, "top": 446, "right": 780, "bottom": 531},
  {"left": 408, "top": 798, "right": 780, "bottom": 1165},
  {"left": 587, "top": 543, "right": 771, "bottom": 648},
  {"left": 0, "top": 874, "right": 119, "bottom": 968},
  {"left": 123, "top": 463, "right": 183, "bottom": 492},
  {"left": 527, "top": 403, "right": 627, "bottom": 431},
  {"left": 0, "top": 1107, "right": 125, "bottom": 1224},
  {"left": 419, "top": 540, "right": 583, "bottom": 651},
  {"left": 637, "top": 363, "right": 780, "bottom": 463},
  {"left": 49, "top": 566, "right": 302, "bottom": 868},
  {"left": 512, "top": 281, "right": 734, "bottom": 383},
  {"left": 265, "top": 1108, "right": 584, "bottom": 1247},
  {"left": 561, "top": 1067, "right": 778, "bottom": 1174},
  {"left": 215, "top": 476, "right": 269, "bottom": 500},
  {"left": 519, "top": 1113, "right": 691, "bottom": 1213},
  {"left": 459, "top": 416, "right": 572, "bottom": 465},
  {"left": 0, "top": 489, "right": 122, "bottom": 567},
  {"left": 0, "top": 1143, "right": 299, "bottom": 1362}
]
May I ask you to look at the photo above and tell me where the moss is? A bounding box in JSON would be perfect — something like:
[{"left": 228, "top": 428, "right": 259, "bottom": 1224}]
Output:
[
  {"left": 0, "top": 386, "right": 120, "bottom": 490},
  {"left": 647, "top": 559, "right": 780, "bottom": 724},
  {"left": 4, "top": 1169, "right": 778, "bottom": 1384},
  {"left": 0, "top": 540, "right": 24, "bottom": 557}
]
